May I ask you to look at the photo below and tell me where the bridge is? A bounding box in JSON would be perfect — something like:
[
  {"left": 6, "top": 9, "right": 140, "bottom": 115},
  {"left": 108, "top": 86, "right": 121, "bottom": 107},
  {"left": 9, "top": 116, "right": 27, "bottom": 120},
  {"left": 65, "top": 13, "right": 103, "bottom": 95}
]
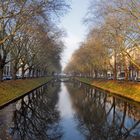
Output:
[{"left": 53, "top": 74, "right": 74, "bottom": 82}]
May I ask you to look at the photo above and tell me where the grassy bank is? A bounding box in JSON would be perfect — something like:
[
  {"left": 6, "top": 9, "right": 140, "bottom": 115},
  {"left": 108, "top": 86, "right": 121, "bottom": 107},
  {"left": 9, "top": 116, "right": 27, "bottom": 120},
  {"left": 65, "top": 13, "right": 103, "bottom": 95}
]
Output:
[
  {"left": 0, "top": 77, "right": 52, "bottom": 107},
  {"left": 77, "top": 77, "right": 140, "bottom": 103}
]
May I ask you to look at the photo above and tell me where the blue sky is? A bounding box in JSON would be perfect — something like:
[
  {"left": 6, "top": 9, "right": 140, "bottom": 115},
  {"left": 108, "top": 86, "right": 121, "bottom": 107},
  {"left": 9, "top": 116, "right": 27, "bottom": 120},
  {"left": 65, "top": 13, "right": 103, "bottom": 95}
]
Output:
[{"left": 59, "top": 0, "right": 90, "bottom": 70}]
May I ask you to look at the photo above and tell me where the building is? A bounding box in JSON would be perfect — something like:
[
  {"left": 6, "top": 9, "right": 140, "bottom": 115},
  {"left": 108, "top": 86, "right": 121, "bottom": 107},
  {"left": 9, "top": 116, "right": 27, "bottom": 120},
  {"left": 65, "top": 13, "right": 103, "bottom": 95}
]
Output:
[
  {"left": 108, "top": 46, "right": 140, "bottom": 81},
  {"left": 128, "top": 46, "right": 140, "bottom": 81},
  {"left": 3, "top": 53, "right": 12, "bottom": 79}
]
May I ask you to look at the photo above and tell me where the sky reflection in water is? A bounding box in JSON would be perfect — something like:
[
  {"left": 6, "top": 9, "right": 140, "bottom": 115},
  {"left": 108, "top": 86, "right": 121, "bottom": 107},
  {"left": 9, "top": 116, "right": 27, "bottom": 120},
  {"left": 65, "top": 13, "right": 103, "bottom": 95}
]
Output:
[{"left": 0, "top": 81, "right": 140, "bottom": 140}]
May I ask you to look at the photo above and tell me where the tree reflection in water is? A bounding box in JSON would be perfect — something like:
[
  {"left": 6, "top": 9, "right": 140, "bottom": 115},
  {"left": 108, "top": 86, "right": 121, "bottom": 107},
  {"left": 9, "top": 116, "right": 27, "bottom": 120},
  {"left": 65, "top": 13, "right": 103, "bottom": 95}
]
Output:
[
  {"left": 9, "top": 83, "right": 63, "bottom": 140},
  {"left": 1, "top": 82, "right": 140, "bottom": 140},
  {"left": 66, "top": 82, "right": 140, "bottom": 140}
]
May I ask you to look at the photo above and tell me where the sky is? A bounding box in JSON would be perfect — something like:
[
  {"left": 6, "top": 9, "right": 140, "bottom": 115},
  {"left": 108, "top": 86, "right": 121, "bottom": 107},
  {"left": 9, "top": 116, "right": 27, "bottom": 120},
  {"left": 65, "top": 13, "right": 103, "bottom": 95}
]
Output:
[{"left": 59, "top": 0, "right": 90, "bottom": 70}]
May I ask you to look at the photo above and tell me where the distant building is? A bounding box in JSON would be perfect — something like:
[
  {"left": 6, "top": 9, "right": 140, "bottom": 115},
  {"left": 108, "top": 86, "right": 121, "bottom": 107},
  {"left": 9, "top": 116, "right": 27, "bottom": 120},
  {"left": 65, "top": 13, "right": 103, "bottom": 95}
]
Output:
[
  {"left": 2, "top": 53, "right": 12, "bottom": 80},
  {"left": 108, "top": 46, "right": 140, "bottom": 81},
  {"left": 2, "top": 53, "right": 29, "bottom": 79},
  {"left": 129, "top": 46, "right": 140, "bottom": 81}
]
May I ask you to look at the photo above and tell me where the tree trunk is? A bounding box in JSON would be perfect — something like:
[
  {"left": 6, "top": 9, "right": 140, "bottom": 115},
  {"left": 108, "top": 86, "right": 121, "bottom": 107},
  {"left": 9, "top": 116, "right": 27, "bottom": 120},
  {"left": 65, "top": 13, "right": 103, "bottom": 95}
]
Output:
[
  {"left": 42, "top": 70, "right": 44, "bottom": 77},
  {"left": 35, "top": 69, "right": 37, "bottom": 77},
  {"left": 0, "top": 59, "right": 6, "bottom": 82},
  {"left": 32, "top": 69, "right": 35, "bottom": 78},
  {"left": 38, "top": 69, "right": 40, "bottom": 77},
  {"left": 36, "top": 69, "right": 38, "bottom": 78},
  {"left": 124, "top": 65, "right": 129, "bottom": 81},
  {"left": 12, "top": 62, "right": 18, "bottom": 80},
  {"left": 0, "top": 68, "right": 3, "bottom": 82},
  {"left": 104, "top": 70, "right": 107, "bottom": 79},
  {"left": 123, "top": 56, "right": 129, "bottom": 81},
  {"left": 94, "top": 70, "right": 98, "bottom": 79},
  {"left": 114, "top": 50, "right": 117, "bottom": 80},
  {"left": 28, "top": 68, "right": 32, "bottom": 78},
  {"left": 12, "top": 67, "right": 17, "bottom": 80},
  {"left": 45, "top": 69, "right": 47, "bottom": 76},
  {"left": 21, "top": 65, "right": 25, "bottom": 79}
]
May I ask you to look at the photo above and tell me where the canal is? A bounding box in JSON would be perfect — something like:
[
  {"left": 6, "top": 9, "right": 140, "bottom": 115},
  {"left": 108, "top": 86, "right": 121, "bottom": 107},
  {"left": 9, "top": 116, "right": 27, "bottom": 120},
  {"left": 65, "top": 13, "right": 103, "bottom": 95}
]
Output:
[{"left": 0, "top": 81, "right": 140, "bottom": 140}]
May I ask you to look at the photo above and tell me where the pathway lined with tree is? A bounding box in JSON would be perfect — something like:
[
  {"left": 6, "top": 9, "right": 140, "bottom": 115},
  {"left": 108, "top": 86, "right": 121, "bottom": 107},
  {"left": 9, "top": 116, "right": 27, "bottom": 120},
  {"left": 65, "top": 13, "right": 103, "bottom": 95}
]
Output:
[
  {"left": 65, "top": 0, "right": 140, "bottom": 81},
  {"left": 0, "top": 0, "right": 69, "bottom": 81}
]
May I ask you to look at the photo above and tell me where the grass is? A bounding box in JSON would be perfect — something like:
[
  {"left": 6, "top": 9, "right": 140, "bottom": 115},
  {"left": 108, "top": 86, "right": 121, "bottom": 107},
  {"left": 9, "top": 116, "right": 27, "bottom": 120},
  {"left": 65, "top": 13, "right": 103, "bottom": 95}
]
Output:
[
  {"left": 77, "top": 77, "right": 140, "bottom": 103},
  {"left": 0, "top": 77, "right": 52, "bottom": 107}
]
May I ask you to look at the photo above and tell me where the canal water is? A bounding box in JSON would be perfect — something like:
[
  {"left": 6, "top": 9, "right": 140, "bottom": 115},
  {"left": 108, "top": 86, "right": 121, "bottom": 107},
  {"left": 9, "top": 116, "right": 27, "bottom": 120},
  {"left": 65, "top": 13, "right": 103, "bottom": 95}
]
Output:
[{"left": 0, "top": 81, "right": 140, "bottom": 140}]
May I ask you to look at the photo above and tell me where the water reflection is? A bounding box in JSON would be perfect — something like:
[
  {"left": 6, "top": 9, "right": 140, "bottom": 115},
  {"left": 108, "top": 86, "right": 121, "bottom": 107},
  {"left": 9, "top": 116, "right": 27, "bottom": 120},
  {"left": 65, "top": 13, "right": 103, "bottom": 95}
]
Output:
[
  {"left": 57, "top": 83, "right": 85, "bottom": 140},
  {"left": 0, "top": 83, "right": 63, "bottom": 140},
  {"left": 66, "top": 82, "right": 140, "bottom": 140},
  {"left": 0, "top": 81, "right": 140, "bottom": 140}
]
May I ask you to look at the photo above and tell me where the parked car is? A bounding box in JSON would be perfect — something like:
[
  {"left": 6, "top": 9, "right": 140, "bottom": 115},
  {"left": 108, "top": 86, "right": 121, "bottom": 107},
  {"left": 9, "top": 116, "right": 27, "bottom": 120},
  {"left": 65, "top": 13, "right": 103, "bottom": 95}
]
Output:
[
  {"left": 137, "top": 77, "right": 140, "bottom": 82},
  {"left": 117, "top": 77, "right": 125, "bottom": 80},
  {"left": 107, "top": 76, "right": 114, "bottom": 80},
  {"left": 16, "top": 75, "right": 22, "bottom": 79},
  {"left": 3, "top": 76, "right": 12, "bottom": 80}
]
